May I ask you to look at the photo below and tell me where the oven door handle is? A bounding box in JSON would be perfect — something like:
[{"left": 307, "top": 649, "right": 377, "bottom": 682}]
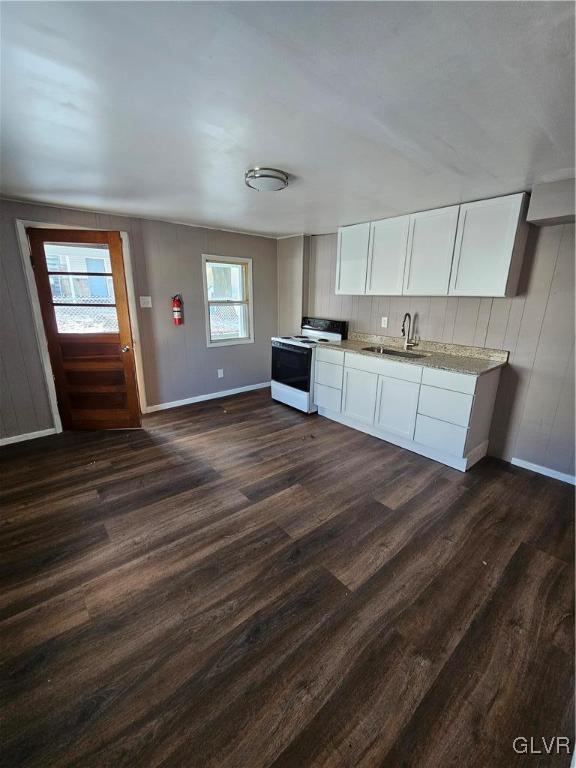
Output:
[{"left": 272, "top": 342, "right": 311, "bottom": 354}]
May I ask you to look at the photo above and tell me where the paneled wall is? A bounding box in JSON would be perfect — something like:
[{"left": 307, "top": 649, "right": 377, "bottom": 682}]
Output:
[
  {"left": 0, "top": 200, "right": 278, "bottom": 439},
  {"left": 1, "top": 195, "right": 573, "bottom": 478},
  {"left": 308, "top": 225, "right": 575, "bottom": 476},
  {"left": 277, "top": 235, "right": 309, "bottom": 336}
]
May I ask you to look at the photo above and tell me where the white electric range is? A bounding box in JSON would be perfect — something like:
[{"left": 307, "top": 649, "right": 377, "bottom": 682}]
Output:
[{"left": 271, "top": 317, "right": 348, "bottom": 413}]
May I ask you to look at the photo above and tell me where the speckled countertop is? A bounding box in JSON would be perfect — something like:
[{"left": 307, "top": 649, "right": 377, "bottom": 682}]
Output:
[{"left": 319, "top": 333, "right": 509, "bottom": 376}]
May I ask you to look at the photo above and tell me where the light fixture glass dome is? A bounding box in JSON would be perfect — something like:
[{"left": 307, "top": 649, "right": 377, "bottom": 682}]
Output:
[{"left": 245, "top": 167, "right": 288, "bottom": 192}]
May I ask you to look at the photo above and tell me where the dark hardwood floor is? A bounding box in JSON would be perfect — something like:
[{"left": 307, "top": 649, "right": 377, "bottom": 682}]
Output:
[{"left": 1, "top": 389, "right": 574, "bottom": 767}]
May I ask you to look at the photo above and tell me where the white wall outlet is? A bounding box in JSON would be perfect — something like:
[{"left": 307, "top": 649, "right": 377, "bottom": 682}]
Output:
[
  {"left": 139, "top": 296, "right": 152, "bottom": 308},
  {"left": 217, "top": 369, "right": 224, "bottom": 378},
  {"left": 381, "top": 316, "right": 388, "bottom": 328}
]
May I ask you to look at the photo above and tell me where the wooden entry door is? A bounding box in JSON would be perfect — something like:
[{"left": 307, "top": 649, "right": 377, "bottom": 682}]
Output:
[{"left": 28, "top": 228, "right": 141, "bottom": 430}]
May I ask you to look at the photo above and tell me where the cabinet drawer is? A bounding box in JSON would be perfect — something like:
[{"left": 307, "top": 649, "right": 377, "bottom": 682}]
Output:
[
  {"left": 418, "top": 385, "right": 473, "bottom": 427},
  {"left": 315, "top": 361, "right": 344, "bottom": 389},
  {"left": 414, "top": 414, "right": 467, "bottom": 457},
  {"left": 421, "top": 367, "right": 477, "bottom": 395},
  {"left": 344, "top": 352, "right": 422, "bottom": 383},
  {"left": 314, "top": 383, "right": 342, "bottom": 412},
  {"left": 316, "top": 347, "right": 344, "bottom": 366}
]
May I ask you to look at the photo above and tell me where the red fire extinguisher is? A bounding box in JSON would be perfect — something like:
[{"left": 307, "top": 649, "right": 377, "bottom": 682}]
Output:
[{"left": 172, "top": 294, "right": 183, "bottom": 326}]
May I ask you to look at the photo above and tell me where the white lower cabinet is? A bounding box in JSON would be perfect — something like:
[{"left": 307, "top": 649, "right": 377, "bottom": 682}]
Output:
[
  {"left": 314, "top": 354, "right": 344, "bottom": 412},
  {"left": 316, "top": 347, "right": 345, "bottom": 366},
  {"left": 315, "top": 360, "right": 344, "bottom": 389},
  {"left": 414, "top": 414, "right": 468, "bottom": 456},
  {"left": 314, "top": 383, "right": 342, "bottom": 412},
  {"left": 375, "top": 375, "right": 419, "bottom": 439},
  {"left": 342, "top": 368, "right": 378, "bottom": 424},
  {"left": 421, "top": 367, "right": 476, "bottom": 394},
  {"left": 417, "top": 385, "right": 473, "bottom": 428},
  {"left": 316, "top": 353, "right": 501, "bottom": 472}
]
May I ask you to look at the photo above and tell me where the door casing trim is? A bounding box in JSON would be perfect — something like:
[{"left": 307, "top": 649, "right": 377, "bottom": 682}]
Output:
[{"left": 14, "top": 219, "right": 147, "bottom": 434}]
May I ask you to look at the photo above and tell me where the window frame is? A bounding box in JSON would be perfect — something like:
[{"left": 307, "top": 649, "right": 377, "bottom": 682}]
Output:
[{"left": 202, "top": 254, "right": 255, "bottom": 347}]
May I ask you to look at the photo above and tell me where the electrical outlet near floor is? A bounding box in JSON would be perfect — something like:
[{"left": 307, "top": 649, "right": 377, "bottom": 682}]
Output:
[
  {"left": 217, "top": 369, "right": 224, "bottom": 378},
  {"left": 381, "top": 316, "right": 388, "bottom": 328}
]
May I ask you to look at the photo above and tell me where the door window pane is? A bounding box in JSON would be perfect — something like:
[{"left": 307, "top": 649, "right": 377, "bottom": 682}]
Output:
[
  {"left": 54, "top": 305, "right": 119, "bottom": 333},
  {"left": 206, "top": 262, "right": 245, "bottom": 301},
  {"left": 49, "top": 275, "right": 115, "bottom": 304},
  {"left": 44, "top": 243, "right": 112, "bottom": 273},
  {"left": 208, "top": 304, "right": 249, "bottom": 342}
]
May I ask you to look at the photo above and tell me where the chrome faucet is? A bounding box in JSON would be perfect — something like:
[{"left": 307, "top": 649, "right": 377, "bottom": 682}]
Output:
[{"left": 401, "top": 312, "right": 414, "bottom": 351}]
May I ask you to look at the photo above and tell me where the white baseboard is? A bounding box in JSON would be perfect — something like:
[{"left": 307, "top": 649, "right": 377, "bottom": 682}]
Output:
[
  {"left": 142, "top": 382, "right": 271, "bottom": 414},
  {"left": 317, "top": 407, "right": 471, "bottom": 472},
  {"left": 464, "top": 440, "right": 490, "bottom": 470},
  {"left": 511, "top": 457, "right": 575, "bottom": 486},
  {"left": 0, "top": 427, "right": 58, "bottom": 447},
  {"left": 0, "top": 385, "right": 272, "bottom": 443}
]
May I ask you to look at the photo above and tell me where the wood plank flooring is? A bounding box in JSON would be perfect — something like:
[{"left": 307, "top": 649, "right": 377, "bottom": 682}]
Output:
[{"left": 1, "top": 389, "right": 574, "bottom": 767}]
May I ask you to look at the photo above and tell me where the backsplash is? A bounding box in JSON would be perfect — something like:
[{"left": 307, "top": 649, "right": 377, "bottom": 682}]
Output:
[{"left": 307, "top": 226, "right": 575, "bottom": 476}]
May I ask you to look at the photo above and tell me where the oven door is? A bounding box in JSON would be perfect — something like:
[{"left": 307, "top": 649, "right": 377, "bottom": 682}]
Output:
[{"left": 271, "top": 341, "right": 312, "bottom": 392}]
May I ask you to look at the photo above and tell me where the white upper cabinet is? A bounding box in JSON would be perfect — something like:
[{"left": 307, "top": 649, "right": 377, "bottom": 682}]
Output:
[
  {"left": 403, "top": 205, "right": 460, "bottom": 296},
  {"left": 335, "top": 222, "right": 370, "bottom": 295},
  {"left": 449, "top": 193, "right": 528, "bottom": 297},
  {"left": 366, "top": 215, "right": 410, "bottom": 295},
  {"left": 335, "top": 193, "right": 528, "bottom": 297}
]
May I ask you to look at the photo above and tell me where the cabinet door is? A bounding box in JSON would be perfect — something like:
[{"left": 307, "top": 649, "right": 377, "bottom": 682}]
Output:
[
  {"left": 342, "top": 368, "right": 378, "bottom": 424},
  {"left": 449, "top": 193, "right": 526, "bottom": 297},
  {"left": 366, "top": 216, "right": 410, "bottom": 295},
  {"left": 375, "top": 375, "right": 419, "bottom": 439},
  {"left": 403, "top": 206, "right": 460, "bottom": 295},
  {"left": 336, "top": 223, "right": 370, "bottom": 295}
]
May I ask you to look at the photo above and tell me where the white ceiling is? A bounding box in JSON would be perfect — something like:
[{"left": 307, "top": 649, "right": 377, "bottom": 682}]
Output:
[{"left": 1, "top": 2, "right": 574, "bottom": 237}]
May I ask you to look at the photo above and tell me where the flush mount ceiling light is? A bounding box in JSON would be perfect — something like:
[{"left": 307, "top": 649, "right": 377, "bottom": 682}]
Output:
[{"left": 245, "top": 167, "right": 289, "bottom": 192}]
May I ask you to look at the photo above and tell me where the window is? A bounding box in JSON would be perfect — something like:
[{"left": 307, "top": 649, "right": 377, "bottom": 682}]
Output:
[
  {"left": 202, "top": 255, "right": 254, "bottom": 346},
  {"left": 43, "top": 242, "right": 119, "bottom": 333}
]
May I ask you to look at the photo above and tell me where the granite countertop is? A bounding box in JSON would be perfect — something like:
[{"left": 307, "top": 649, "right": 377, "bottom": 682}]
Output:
[{"left": 319, "top": 333, "right": 509, "bottom": 376}]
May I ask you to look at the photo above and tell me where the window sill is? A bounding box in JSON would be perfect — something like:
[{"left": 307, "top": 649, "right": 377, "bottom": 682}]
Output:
[{"left": 206, "top": 337, "right": 255, "bottom": 348}]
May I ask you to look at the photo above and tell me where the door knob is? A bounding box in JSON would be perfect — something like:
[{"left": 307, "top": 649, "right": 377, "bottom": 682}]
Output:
[{"left": 121, "top": 345, "right": 130, "bottom": 353}]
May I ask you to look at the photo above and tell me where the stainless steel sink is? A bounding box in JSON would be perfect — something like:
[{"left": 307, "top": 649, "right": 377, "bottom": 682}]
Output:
[{"left": 362, "top": 346, "right": 429, "bottom": 359}]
